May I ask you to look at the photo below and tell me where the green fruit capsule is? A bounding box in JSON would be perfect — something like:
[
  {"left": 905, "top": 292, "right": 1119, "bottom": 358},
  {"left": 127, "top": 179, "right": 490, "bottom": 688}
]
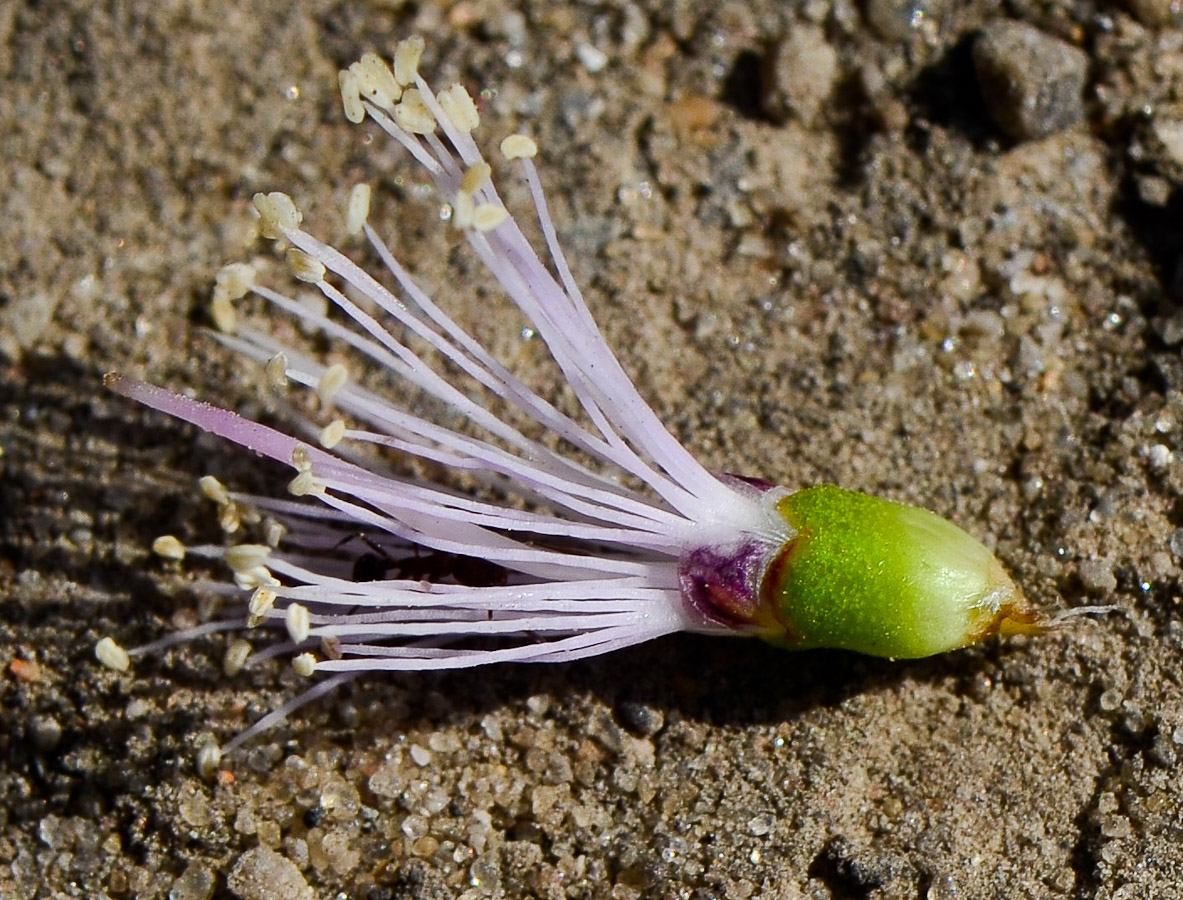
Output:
[{"left": 760, "top": 485, "right": 1045, "bottom": 659}]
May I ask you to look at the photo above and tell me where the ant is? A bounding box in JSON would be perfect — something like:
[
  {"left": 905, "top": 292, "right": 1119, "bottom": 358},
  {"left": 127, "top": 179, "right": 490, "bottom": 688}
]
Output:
[{"left": 346, "top": 534, "right": 510, "bottom": 588}]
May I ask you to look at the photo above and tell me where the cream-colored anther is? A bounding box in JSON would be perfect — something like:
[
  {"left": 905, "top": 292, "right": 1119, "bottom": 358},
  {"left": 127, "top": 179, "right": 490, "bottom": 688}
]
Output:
[
  {"left": 500, "top": 133, "right": 539, "bottom": 160},
  {"left": 461, "top": 162, "right": 492, "bottom": 196},
  {"left": 292, "top": 445, "right": 312, "bottom": 472},
  {"left": 209, "top": 263, "right": 255, "bottom": 332},
  {"left": 199, "top": 474, "right": 231, "bottom": 505},
  {"left": 438, "top": 83, "right": 480, "bottom": 133},
  {"left": 472, "top": 204, "right": 509, "bottom": 232},
  {"left": 346, "top": 183, "right": 372, "bottom": 236},
  {"left": 234, "top": 565, "right": 278, "bottom": 591},
  {"left": 338, "top": 68, "right": 365, "bottom": 124},
  {"left": 209, "top": 294, "right": 236, "bottom": 334},
  {"left": 223, "top": 639, "right": 252, "bottom": 677},
  {"left": 225, "top": 543, "right": 271, "bottom": 574},
  {"left": 237, "top": 502, "right": 261, "bottom": 526},
  {"left": 320, "top": 636, "right": 343, "bottom": 660},
  {"left": 248, "top": 586, "right": 277, "bottom": 621},
  {"left": 318, "top": 363, "right": 349, "bottom": 408},
  {"left": 263, "top": 352, "right": 288, "bottom": 389},
  {"left": 319, "top": 419, "right": 346, "bottom": 449},
  {"left": 285, "top": 603, "right": 311, "bottom": 643},
  {"left": 263, "top": 517, "right": 287, "bottom": 548},
  {"left": 195, "top": 740, "right": 222, "bottom": 780},
  {"left": 394, "top": 88, "right": 435, "bottom": 134},
  {"left": 352, "top": 52, "right": 401, "bottom": 109},
  {"left": 252, "top": 191, "right": 303, "bottom": 239},
  {"left": 292, "top": 652, "right": 317, "bottom": 677},
  {"left": 287, "top": 248, "right": 326, "bottom": 283},
  {"left": 287, "top": 471, "right": 323, "bottom": 497},
  {"left": 214, "top": 263, "right": 256, "bottom": 301},
  {"left": 393, "top": 35, "right": 425, "bottom": 86},
  {"left": 95, "top": 637, "right": 131, "bottom": 672},
  {"left": 451, "top": 192, "right": 475, "bottom": 230},
  {"left": 218, "top": 500, "right": 241, "bottom": 534},
  {"left": 152, "top": 535, "right": 186, "bottom": 561}
]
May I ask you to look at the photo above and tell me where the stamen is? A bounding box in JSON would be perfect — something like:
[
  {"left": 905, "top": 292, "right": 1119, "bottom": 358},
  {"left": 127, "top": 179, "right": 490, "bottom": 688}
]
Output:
[
  {"left": 285, "top": 603, "right": 311, "bottom": 643},
  {"left": 393, "top": 87, "right": 435, "bottom": 134},
  {"left": 460, "top": 161, "right": 492, "bottom": 195},
  {"left": 500, "top": 133, "right": 538, "bottom": 159},
  {"left": 223, "top": 639, "right": 252, "bottom": 676},
  {"left": 264, "top": 352, "right": 288, "bottom": 388},
  {"left": 95, "top": 637, "right": 131, "bottom": 672},
  {"left": 199, "top": 475, "right": 231, "bottom": 505},
  {"left": 438, "top": 83, "right": 480, "bottom": 133},
  {"left": 317, "top": 362, "right": 349, "bottom": 407},
  {"left": 319, "top": 418, "right": 346, "bottom": 449},
  {"left": 345, "top": 183, "right": 371, "bottom": 236},
  {"left": 287, "top": 248, "right": 326, "bottom": 283},
  {"left": 351, "top": 52, "right": 401, "bottom": 110},
  {"left": 152, "top": 535, "right": 186, "bottom": 560},
  {"left": 338, "top": 68, "right": 365, "bottom": 124},
  {"left": 393, "top": 35, "right": 425, "bottom": 87},
  {"left": 253, "top": 191, "right": 302, "bottom": 239},
  {"left": 472, "top": 204, "right": 509, "bottom": 232}
]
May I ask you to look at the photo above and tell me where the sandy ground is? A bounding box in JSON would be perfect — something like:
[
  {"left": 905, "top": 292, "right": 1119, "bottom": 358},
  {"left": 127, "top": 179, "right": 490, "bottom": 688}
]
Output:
[{"left": 3, "top": 1, "right": 1183, "bottom": 898}]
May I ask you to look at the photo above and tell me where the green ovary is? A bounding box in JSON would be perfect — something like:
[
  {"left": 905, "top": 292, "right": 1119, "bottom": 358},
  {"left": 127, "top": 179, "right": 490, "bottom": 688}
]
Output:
[{"left": 761, "top": 485, "right": 1041, "bottom": 659}]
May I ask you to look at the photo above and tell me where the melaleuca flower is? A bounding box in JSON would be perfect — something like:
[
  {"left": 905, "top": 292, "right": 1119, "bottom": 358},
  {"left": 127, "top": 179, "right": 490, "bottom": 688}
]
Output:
[{"left": 100, "top": 38, "right": 1103, "bottom": 766}]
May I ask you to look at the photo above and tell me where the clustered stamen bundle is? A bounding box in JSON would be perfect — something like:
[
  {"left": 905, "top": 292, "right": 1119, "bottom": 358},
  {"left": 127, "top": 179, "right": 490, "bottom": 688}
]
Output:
[{"left": 101, "top": 37, "right": 1095, "bottom": 766}]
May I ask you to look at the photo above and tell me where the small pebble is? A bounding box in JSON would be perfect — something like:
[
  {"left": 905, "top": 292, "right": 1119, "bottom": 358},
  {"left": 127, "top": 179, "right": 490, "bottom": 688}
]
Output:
[
  {"left": 226, "top": 846, "right": 314, "bottom": 900},
  {"left": 762, "top": 25, "right": 839, "bottom": 126},
  {"left": 1078, "top": 558, "right": 1117, "bottom": 595},
  {"left": 973, "top": 20, "right": 1088, "bottom": 141},
  {"left": 168, "top": 863, "right": 215, "bottom": 900},
  {"left": 864, "top": 0, "right": 941, "bottom": 41},
  {"left": 1124, "top": 0, "right": 1182, "bottom": 27}
]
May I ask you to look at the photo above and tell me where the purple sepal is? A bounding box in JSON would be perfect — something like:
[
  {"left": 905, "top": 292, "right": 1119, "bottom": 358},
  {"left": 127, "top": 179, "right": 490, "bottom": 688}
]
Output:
[{"left": 679, "top": 540, "right": 771, "bottom": 629}]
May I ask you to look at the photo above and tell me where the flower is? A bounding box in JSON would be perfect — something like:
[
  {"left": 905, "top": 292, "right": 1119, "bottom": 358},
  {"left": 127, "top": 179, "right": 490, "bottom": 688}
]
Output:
[{"left": 100, "top": 38, "right": 1098, "bottom": 763}]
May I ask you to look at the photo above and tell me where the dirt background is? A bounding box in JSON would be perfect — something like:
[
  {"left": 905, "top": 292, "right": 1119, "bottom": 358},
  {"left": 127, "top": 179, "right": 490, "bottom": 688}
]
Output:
[{"left": 3, "top": 1, "right": 1183, "bottom": 898}]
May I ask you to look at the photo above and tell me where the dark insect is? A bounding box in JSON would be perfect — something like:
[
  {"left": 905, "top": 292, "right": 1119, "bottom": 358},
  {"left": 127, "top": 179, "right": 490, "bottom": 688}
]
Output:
[{"left": 348, "top": 536, "right": 509, "bottom": 587}]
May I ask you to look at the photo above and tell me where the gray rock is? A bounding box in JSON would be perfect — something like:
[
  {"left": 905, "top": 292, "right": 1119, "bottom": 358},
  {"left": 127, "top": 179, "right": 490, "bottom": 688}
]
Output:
[
  {"left": 762, "top": 25, "right": 840, "bottom": 126},
  {"left": 1124, "top": 0, "right": 1182, "bottom": 27},
  {"left": 973, "top": 21, "right": 1089, "bottom": 141},
  {"left": 226, "top": 846, "right": 314, "bottom": 900}
]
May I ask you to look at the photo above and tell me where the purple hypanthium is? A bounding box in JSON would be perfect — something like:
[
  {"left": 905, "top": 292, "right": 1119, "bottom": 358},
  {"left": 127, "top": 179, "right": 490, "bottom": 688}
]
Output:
[{"left": 99, "top": 38, "right": 1106, "bottom": 769}]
